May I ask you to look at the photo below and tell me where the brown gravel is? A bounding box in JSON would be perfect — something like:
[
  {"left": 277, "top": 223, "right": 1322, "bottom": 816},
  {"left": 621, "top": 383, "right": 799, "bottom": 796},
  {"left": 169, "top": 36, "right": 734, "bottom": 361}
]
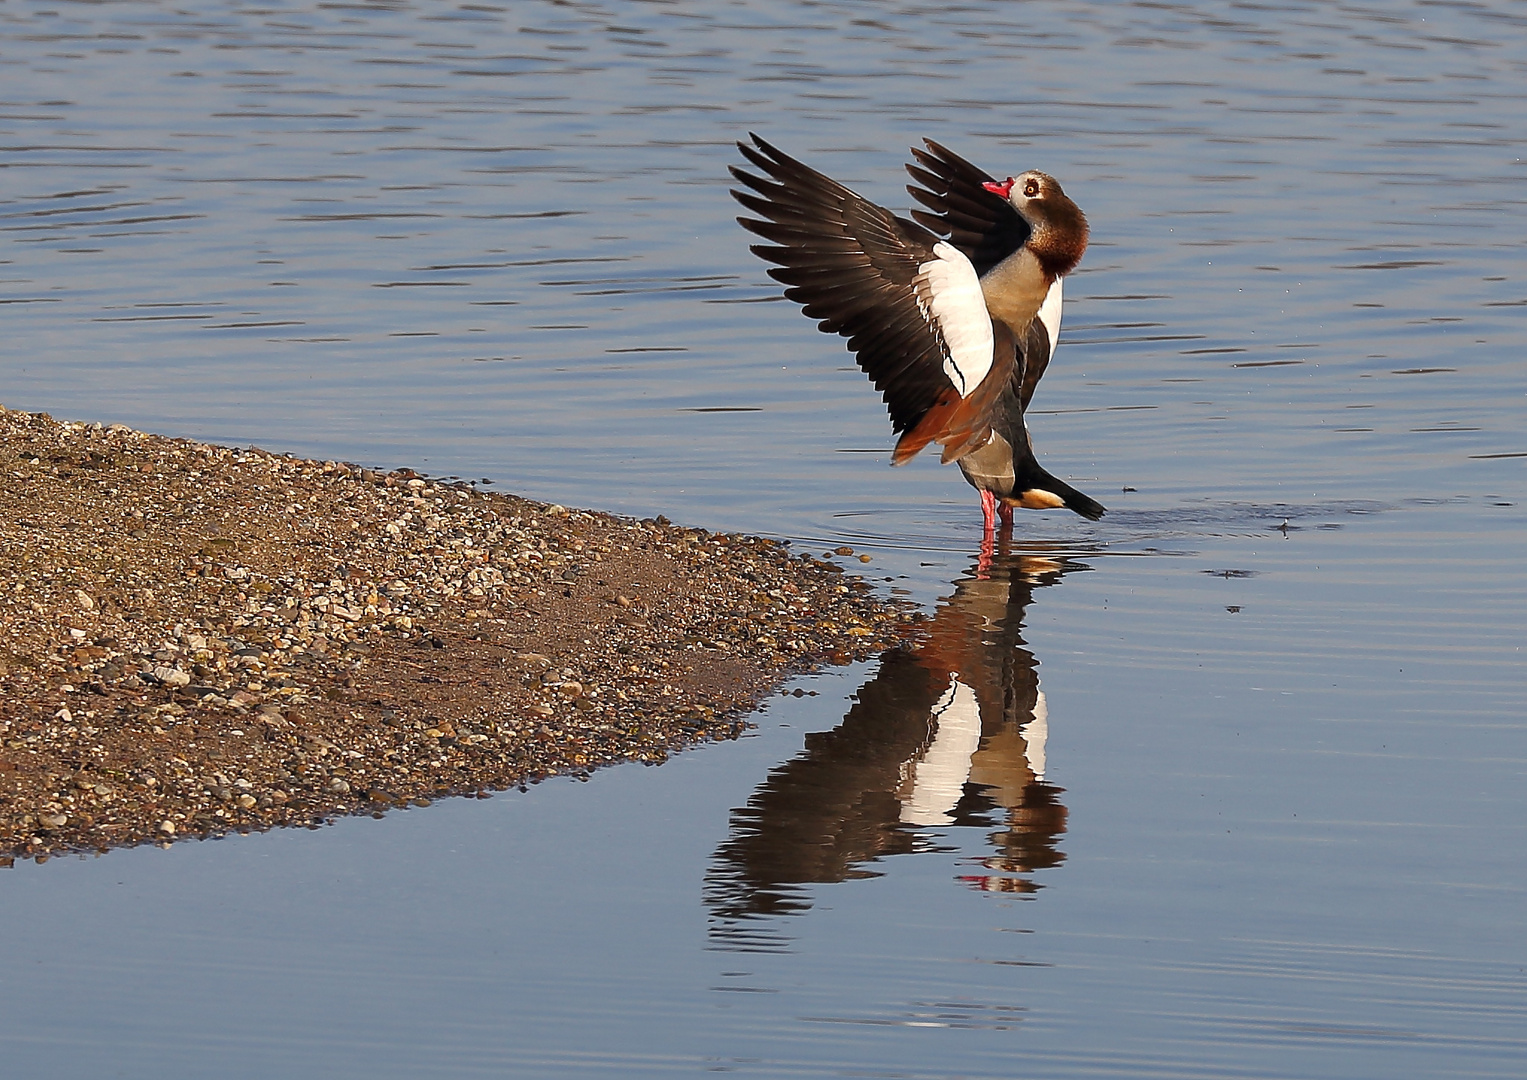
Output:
[{"left": 0, "top": 405, "right": 920, "bottom": 864}]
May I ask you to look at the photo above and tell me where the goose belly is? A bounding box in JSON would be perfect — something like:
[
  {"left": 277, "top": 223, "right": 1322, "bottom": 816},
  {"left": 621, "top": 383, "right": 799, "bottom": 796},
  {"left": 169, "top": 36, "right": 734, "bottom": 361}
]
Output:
[{"left": 957, "top": 432, "right": 1016, "bottom": 497}]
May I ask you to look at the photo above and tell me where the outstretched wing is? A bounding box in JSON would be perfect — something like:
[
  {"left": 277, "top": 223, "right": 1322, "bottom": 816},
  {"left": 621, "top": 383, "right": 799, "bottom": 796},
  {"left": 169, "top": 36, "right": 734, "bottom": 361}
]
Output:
[
  {"left": 908, "top": 140, "right": 1069, "bottom": 409},
  {"left": 731, "top": 134, "right": 1013, "bottom": 463},
  {"left": 905, "top": 139, "right": 1029, "bottom": 278}
]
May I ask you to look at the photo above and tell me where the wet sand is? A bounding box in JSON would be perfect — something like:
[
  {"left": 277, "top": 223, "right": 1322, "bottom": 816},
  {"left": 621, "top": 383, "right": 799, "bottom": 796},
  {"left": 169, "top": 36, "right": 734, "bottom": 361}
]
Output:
[{"left": 0, "top": 405, "right": 919, "bottom": 863}]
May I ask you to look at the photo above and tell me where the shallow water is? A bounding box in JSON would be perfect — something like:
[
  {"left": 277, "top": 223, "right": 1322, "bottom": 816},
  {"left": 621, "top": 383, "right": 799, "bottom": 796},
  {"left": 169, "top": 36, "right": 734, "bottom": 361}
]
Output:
[{"left": 2, "top": 1, "right": 1525, "bottom": 1076}]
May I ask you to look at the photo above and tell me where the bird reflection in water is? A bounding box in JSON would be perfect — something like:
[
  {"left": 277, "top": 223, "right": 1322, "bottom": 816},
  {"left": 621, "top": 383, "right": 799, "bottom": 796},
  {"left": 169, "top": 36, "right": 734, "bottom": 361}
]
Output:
[{"left": 706, "top": 548, "right": 1080, "bottom": 940}]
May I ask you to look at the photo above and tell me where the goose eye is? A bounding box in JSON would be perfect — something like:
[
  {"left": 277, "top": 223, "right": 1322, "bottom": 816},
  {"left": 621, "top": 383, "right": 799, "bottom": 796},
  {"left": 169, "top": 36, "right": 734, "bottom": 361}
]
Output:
[{"left": 1023, "top": 178, "right": 1041, "bottom": 198}]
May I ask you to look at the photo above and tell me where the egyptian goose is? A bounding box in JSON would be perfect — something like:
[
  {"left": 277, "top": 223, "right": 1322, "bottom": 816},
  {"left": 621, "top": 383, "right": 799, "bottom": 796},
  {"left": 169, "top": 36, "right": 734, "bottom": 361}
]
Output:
[
  {"left": 730, "top": 135, "right": 1105, "bottom": 531},
  {"left": 705, "top": 552, "right": 1070, "bottom": 921}
]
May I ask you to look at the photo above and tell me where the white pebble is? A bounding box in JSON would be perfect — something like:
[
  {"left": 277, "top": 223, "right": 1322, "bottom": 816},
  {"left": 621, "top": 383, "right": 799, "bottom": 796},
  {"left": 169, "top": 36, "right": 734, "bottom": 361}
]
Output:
[{"left": 152, "top": 666, "right": 191, "bottom": 687}]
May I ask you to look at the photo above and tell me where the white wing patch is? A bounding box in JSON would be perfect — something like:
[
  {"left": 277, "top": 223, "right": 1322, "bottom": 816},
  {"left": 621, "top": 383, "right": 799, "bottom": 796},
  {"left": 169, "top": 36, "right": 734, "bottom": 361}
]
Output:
[
  {"left": 1021, "top": 687, "right": 1048, "bottom": 780},
  {"left": 899, "top": 674, "right": 982, "bottom": 826},
  {"left": 1036, "top": 277, "right": 1063, "bottom": 363},
  {"left": 914, "top": 241, "right": 994, "bottom": 398}
]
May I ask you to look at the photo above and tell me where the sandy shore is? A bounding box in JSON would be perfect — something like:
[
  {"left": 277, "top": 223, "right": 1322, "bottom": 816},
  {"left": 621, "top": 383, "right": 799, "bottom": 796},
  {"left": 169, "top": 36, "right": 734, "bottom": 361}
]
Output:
[{"left": 0, "top": 405, "right": 919, "bottom": 863}]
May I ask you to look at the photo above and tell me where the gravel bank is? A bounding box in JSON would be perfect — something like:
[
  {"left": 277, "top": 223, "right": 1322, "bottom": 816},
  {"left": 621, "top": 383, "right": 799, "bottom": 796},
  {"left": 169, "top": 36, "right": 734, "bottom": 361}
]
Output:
[{"left": 0, "top": 405, "right": 918, "bottom": 864}]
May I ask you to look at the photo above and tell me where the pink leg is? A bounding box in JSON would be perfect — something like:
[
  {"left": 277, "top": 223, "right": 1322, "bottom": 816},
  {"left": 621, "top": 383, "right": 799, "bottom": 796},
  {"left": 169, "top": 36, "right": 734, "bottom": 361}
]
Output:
[
  {"left": 979, "top": 489, "right": 998, "bottom": 534},
  {"left": 997, "top": 501, "right": 1014, "bottom": 529},
  {"left": 977, "top": 490, "right": 997, "bottom": 578}
]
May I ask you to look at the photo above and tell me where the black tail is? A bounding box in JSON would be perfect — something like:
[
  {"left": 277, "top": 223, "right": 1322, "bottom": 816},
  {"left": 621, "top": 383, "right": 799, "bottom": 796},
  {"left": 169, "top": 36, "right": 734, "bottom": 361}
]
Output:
[
  {"left": 1058, "top": 480, "right": 1106, "bottom": 521},
  {"left": 1016, "top": 458, "right": 1106, "bottom": 521}
]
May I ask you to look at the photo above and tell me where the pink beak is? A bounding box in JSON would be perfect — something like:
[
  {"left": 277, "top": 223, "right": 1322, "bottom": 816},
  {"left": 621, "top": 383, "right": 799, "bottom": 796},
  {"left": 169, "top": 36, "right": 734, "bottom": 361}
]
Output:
[{"left": 982, "top": 178, "right": 1015, "bottom": 198}]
